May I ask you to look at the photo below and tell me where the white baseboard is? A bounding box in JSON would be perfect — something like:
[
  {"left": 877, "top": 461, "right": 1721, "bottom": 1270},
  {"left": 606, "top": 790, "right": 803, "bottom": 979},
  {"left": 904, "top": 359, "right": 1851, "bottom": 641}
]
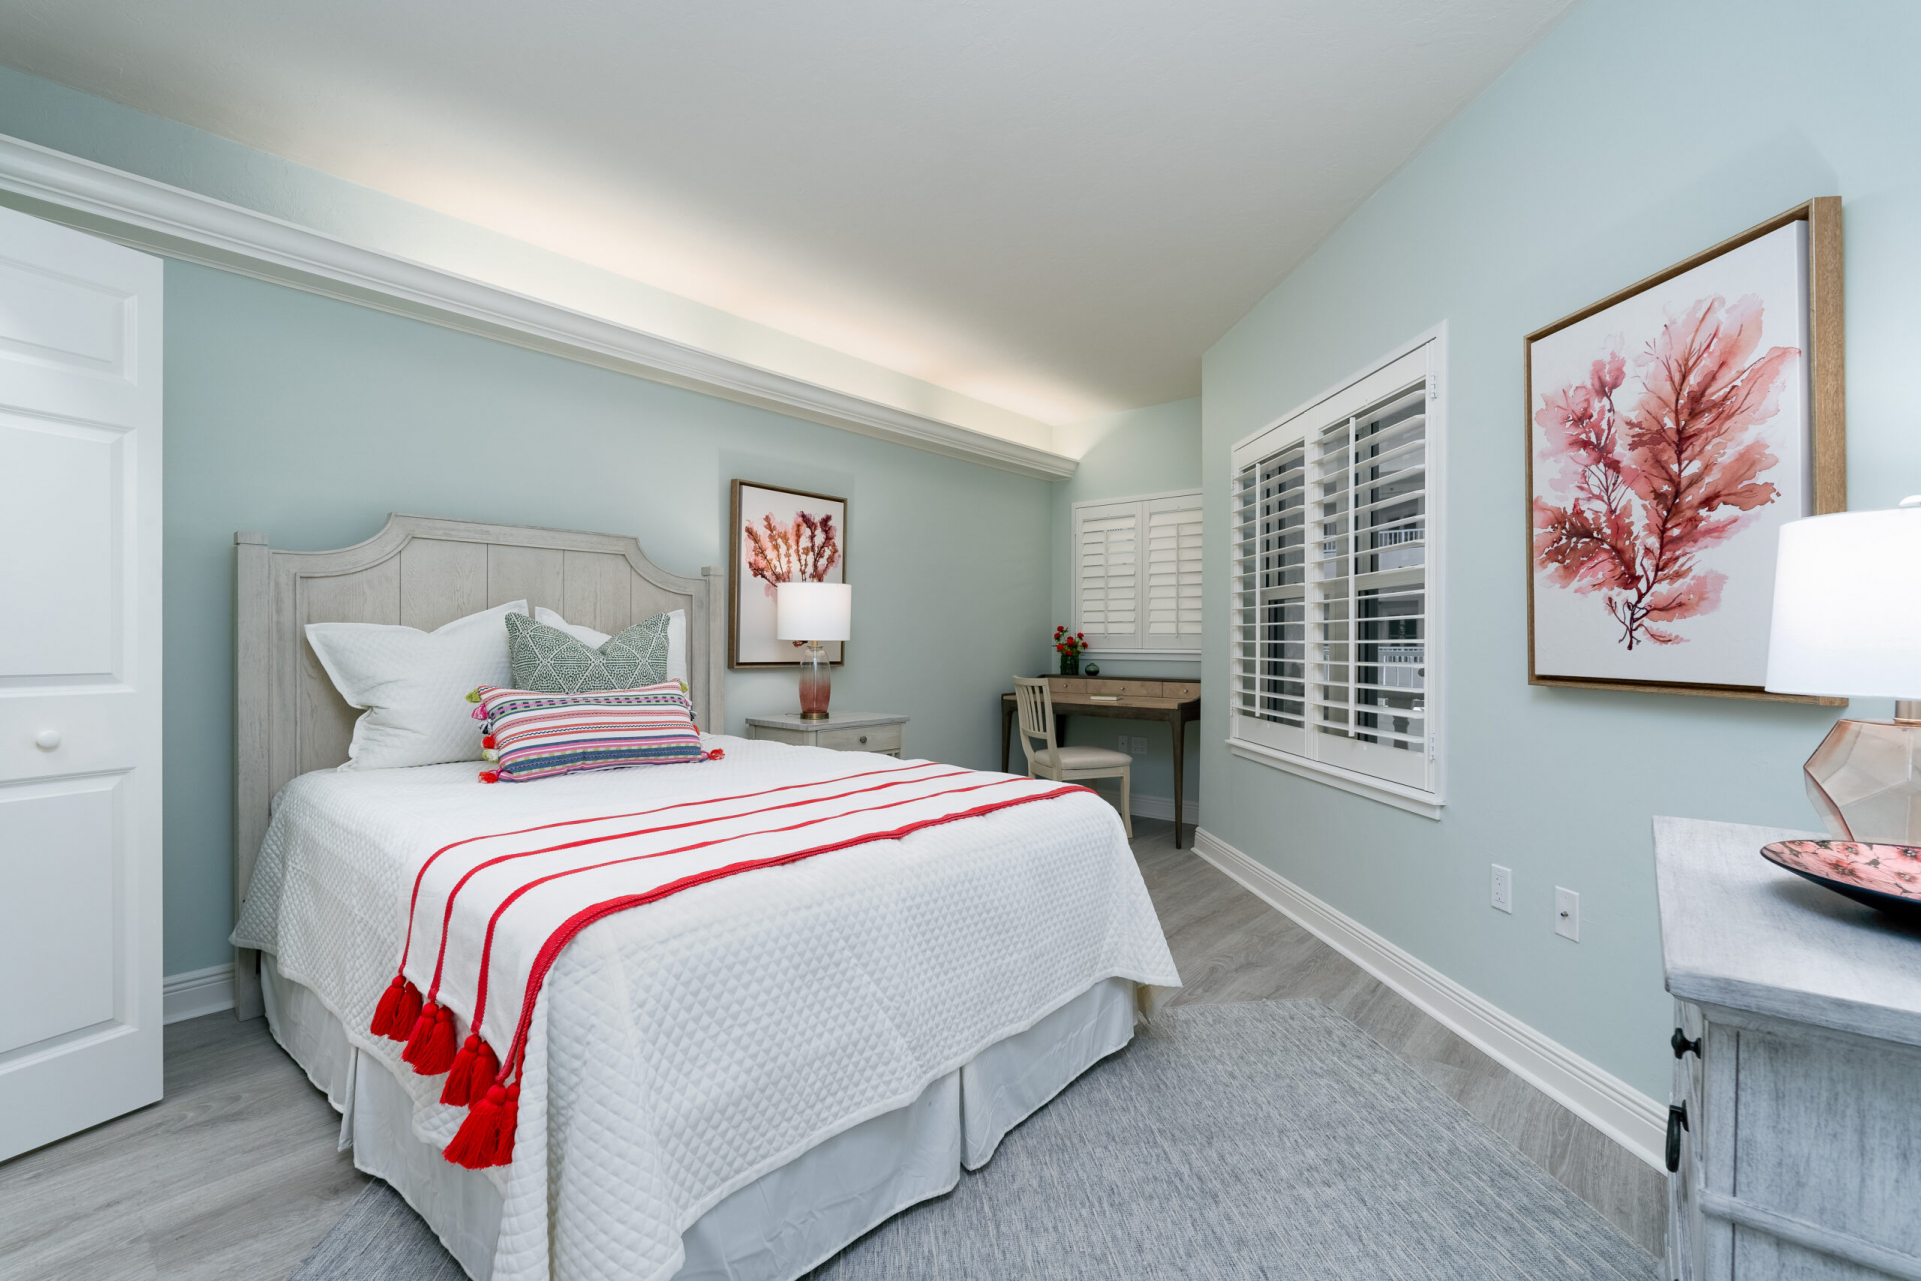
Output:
[
  {"left": 163, "top": 962, "right": 236, "bottom": 1024},
  {"left": 1129, "top": 792, "right": 1199, "bottom": 825},
  {"left": 1191, "top": 827, "right": 1665, "bottom": 1169}
]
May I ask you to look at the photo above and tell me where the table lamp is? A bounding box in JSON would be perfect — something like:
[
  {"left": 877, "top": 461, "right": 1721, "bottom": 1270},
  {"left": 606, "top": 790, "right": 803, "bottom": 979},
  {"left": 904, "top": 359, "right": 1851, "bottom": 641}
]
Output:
[
  {"left": 776, "top": 582, "right": 851, "bottom": 720},
  {"left": 1765, "top": 497, "right": 1921, "bottom": 843}
]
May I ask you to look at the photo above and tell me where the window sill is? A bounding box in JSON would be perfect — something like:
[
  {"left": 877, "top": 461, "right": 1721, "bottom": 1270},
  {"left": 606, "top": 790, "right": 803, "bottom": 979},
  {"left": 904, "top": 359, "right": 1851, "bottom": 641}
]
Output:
[
  {"left": 1080, "top": 647, "right": 1201, "bottom": 661},
  {"left": 1226, "top": 737, "right": 1442, "bottom": 820}
]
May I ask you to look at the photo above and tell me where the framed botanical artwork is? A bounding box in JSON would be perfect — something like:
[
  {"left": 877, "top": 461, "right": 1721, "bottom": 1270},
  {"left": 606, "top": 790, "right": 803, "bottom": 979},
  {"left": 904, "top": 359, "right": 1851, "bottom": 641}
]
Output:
[
  {"left": 1525, "top": 198, "right": 1846, "bottom": 705},
  {"left": 729, "top": 480, "right": 848, "bottom": 669}
]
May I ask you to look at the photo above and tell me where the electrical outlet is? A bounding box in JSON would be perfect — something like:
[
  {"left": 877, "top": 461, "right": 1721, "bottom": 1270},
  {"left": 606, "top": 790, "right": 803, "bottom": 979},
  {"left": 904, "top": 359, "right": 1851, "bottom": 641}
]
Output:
[
  {"left": 1555, "top": 887, "right": 1580, "bottom": 941},
  {"left": 1131, "top": 736, "right": 1148, "bottom": 754},
  {"left": 1117, "top": 735, "right": 1130, "bottom": 753},
  {"left": 1490, "top": 864, "right": 1512, "bottom": 913}
]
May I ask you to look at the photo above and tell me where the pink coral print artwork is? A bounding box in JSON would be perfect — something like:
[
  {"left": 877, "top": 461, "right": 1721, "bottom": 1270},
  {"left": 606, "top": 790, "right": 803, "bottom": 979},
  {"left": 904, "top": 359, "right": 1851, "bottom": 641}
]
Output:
[
  {"left": 744, "top": 511, "right": 840, "bottom": 596},
  {"left": 1527, "top": 221, "right": 1812, "bottom": 690},
  {"left": 1533, "top": 295, "right": 1795, "bottom": 649},
  {"left": 730, "top": 481, "right": 848, "bottom": 667}
]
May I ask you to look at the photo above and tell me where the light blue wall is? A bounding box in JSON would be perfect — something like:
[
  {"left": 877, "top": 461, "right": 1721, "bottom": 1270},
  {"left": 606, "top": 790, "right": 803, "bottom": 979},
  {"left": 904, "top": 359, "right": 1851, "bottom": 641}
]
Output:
[
  {"left": 1048, "top": 399, "right": 1202, "bottom": 808},
  {"left": 159, "top": 263, "right": 1053, "bottom": 975},
  {"left": 1202, "top": 0, "right": 1921, "bottom": 1099}
]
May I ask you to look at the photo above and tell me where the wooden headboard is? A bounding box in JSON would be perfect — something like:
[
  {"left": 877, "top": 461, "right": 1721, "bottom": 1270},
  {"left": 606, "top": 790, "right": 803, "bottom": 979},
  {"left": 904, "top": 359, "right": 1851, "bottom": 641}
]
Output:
[{"left": 230, "top": 513, "right": 725, "bottom": 1018}]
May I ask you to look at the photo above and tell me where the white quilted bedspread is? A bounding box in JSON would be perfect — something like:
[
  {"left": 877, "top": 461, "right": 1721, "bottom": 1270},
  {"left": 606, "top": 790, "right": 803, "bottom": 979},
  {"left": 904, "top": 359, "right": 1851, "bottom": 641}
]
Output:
[{"left": 233, "top": 736, "right": 1179, "bottom": 1281}]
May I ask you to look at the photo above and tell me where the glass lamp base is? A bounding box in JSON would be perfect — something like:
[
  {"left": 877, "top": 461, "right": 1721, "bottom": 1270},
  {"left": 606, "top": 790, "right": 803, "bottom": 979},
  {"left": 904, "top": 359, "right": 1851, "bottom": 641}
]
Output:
[
  {"left": 797, "top": 643, "right": 831, "bottom": 720},
  {"left": 1804, "top": 718, "right": 1921, "bottom": 844}
]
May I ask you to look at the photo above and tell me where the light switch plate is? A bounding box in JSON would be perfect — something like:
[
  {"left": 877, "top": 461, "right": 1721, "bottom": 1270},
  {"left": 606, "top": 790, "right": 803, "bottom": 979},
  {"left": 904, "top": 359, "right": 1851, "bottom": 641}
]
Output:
[
  {"left": 1117, "top": 735, "right": 1130, "bottom": 753},
  {"left": 1555, "top": 887, "right": 1580, "bottom": 941}
]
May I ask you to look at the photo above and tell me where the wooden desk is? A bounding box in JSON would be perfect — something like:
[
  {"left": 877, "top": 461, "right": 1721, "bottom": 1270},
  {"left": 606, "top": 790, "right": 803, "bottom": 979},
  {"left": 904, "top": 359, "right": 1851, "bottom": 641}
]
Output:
[{"left": 1001, "top": 677, "right": 1200, "bottom": 847}]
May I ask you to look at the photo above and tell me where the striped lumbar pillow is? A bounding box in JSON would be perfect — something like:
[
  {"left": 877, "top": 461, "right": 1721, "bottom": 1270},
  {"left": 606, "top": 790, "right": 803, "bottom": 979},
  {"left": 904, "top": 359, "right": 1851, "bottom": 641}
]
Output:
[
  {"left": 468, "top": 682, "right": 716, "bottom": 782},
  {"left": 504, "top": 609, "right": 671, "bottom": 694}
]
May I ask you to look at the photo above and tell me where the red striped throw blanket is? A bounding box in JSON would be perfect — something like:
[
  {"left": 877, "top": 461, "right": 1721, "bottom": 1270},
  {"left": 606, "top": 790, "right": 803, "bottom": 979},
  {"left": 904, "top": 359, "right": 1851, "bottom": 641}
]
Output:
[{"left": 366, "top": 758, "right": 1089, "bottom": 1168}]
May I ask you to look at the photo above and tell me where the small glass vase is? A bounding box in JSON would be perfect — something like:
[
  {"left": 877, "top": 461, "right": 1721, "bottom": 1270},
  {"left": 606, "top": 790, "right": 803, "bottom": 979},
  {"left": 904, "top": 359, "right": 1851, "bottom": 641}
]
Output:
[
  {"left": 1059, "top": 651, "right": 1079, "bottom": 676},
  {"left": 797, "top": 642, "right": 832, "bottom": 720}
]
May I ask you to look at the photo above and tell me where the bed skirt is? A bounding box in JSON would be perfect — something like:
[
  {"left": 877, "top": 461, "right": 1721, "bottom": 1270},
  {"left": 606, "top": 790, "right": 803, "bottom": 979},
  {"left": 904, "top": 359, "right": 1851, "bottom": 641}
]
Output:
[{"left": 260, "top": 955, "right": 1139, "bottom": 1281}]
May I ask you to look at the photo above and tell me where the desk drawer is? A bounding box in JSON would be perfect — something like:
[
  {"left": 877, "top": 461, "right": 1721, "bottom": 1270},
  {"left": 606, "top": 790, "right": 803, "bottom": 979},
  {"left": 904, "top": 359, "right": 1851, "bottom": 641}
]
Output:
[
  {"left": 818, "top": 723, "right": 903, "bottom": 754},
  {"left": 1043, "top": 678, "right": 1198, "bottom": 701}
]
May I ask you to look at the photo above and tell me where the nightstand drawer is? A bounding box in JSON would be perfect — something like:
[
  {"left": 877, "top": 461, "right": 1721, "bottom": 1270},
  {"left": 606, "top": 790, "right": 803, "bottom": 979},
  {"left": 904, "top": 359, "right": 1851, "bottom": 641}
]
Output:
[
  {"left": 816, "top": 723, "right": 903, "bottom": 753},
  {"left": 746, "top": 724, "right": 813, "bottom": 747}
]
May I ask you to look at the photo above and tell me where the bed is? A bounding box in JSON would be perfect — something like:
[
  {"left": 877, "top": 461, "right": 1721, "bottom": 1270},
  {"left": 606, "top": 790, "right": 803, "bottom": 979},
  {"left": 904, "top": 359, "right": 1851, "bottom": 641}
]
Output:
[{"left": 228, "top": 515, "right": 1180, "bottom": 1281}]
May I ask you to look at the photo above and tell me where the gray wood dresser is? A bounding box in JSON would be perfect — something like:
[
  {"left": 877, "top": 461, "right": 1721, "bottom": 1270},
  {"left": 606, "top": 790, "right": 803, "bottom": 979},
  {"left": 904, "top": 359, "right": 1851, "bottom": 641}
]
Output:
[
  {"left": 743, "top": 712, "right": 907, "bottom": 757},
  {"left": 1654, "top": 817, "right": 1921, "bottom": 1281}
]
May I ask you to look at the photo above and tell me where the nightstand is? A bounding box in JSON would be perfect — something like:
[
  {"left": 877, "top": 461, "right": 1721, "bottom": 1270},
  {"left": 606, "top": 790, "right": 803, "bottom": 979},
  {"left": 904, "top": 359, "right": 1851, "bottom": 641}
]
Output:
[{"left": 744, "top": 712, "right": 908, "bottom": 757}]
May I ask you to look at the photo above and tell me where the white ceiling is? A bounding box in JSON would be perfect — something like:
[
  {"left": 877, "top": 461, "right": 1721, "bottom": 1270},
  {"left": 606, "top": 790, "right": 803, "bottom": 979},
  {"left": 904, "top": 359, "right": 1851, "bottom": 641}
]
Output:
[{"left": 0, "top": 0, "right": 1571, "bottom": 424}]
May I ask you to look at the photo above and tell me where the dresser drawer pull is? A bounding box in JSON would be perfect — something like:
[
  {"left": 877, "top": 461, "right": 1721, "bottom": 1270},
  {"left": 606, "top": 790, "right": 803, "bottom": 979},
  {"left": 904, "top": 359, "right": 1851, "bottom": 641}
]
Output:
[
  {"left": 858, "top": 735, "right": 868, "bottom": 745},
  {"left": 1665, "top": 1103, "right": 1688, "bottom": 1173},
  {"left": 1671, "top": 1027, "right": 1701, "bottom": 1059}
]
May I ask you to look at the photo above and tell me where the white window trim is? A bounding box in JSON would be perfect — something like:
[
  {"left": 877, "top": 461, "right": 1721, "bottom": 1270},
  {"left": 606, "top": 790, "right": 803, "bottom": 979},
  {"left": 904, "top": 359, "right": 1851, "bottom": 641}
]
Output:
[
  {"left": 1227, "top": 324, "right": 1447, "bottom": 817},
  {"left": 1071, "top": 486, "right": 1203, "bottom": 659}
]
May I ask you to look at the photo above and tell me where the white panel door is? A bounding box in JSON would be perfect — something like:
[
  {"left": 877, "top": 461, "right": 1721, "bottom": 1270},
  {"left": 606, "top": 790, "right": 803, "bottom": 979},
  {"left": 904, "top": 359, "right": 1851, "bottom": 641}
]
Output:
[{"left": 0, "top": 204, "right": 163, "bottom": 1160}]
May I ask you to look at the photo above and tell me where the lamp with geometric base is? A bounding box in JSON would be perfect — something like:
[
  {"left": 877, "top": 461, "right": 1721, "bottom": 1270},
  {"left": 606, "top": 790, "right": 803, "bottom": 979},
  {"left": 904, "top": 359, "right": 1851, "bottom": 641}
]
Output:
[{"left": 1765, "top": 498, "right": 1921, "bottom": 843}]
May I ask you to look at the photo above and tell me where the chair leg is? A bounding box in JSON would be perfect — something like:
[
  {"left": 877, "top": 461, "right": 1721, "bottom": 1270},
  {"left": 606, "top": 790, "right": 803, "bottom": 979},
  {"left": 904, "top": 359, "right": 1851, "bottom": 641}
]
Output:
[{"left": 1118, "top": 768, "right": 1132, "bottom": 837}]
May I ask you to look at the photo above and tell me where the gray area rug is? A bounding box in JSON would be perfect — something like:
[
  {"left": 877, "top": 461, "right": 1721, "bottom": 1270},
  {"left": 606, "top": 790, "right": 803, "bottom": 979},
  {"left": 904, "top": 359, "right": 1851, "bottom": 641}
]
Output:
[{"left": 292, "top": 1000, "right": 1656, "bottom": 1280}]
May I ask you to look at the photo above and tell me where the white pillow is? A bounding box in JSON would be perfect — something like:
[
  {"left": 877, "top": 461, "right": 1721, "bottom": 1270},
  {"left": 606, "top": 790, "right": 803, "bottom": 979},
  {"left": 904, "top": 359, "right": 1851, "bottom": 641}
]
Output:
[
  {"left": 306, "top": 600, "right": 529, "bottom": 770},
  {"left": 534, "top": 606, "right": 688, "bottom": 683}
]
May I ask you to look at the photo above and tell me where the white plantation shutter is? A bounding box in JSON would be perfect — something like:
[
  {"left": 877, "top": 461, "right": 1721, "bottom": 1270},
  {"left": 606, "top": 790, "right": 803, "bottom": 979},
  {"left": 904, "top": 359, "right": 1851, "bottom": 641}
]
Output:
[
  {"left": 1144, "top": 495, "right": 1204, "bottom": 648},
  {"left": 1073, "top": 491, "right": 1200, "bottom": 654},
  {"left": 1230, "top": 339, "right": 1442, "bottom": 810},
  {"left": 1076, "top": 504, "right": 1140, "bottom": 643}
]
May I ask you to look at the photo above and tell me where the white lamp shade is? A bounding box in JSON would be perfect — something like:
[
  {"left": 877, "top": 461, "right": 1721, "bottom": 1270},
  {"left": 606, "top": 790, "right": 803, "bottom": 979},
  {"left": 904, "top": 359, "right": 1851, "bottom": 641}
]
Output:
[
  {"left": 776, "top": 582, "right": 852, "bottom": 641},
  {"left": 1766, "top": 507, "right": 1921, "bottom": 697}
]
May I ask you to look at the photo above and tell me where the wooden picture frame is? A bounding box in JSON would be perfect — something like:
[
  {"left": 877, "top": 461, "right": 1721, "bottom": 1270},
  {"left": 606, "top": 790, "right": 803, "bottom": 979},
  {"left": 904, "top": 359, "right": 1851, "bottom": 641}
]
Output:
[
  {"left": 728, "top": 479, "right": 849, "bottom": 669},
  {"left": 1524, "top": 198, "right": 1846, "bottom": 706}
]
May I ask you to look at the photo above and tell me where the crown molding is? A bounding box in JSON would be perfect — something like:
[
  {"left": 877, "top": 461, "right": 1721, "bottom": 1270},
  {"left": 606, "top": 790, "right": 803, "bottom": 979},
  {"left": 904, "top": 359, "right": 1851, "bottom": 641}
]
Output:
[{"left": 0, "top": 132, "right": 1076, "bottom": 480}]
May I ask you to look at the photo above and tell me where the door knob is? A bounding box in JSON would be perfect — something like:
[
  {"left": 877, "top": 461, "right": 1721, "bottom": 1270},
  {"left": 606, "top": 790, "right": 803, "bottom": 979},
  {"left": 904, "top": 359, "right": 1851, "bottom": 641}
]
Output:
[{"left": 35, "top": 729, "right": 61, "bottom": 750}]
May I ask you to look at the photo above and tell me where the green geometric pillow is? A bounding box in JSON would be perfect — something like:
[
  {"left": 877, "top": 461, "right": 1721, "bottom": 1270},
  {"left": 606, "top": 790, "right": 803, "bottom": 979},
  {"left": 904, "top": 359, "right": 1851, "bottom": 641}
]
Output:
[{"left": 504, "top": 610, "right": 671, "bottom": 694}]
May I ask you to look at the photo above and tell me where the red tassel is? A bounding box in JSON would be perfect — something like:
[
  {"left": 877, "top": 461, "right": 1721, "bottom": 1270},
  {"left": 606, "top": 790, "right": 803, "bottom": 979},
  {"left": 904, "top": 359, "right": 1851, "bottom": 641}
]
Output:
[
  {"left": 444, "top": 1082, "right": 518, "bottom": 1169},
  {"left": 703, "top": 748, "right": 726, "bottom": 762},
  {"left": 481, "top": 733, "right": 496, "bottom": 749},
  {"left": 443, "top": 1086, "right": 500, "bottom": 1167},
  {"left": 473, "top": 1042, "right": 501, "bottom": 1095},
  {"left": 370, "top": 975, "right": 406, "bottom": 1038},
  {"left": 387, "top": 980, "right": 423, "bottom": 1042},
  {"left": 440, "top": 1035, "right": 499, "bottom": 1106},
  {"left": 410, "top": 1005, "right": 459, "bottom": 1075},
  {"left": 490, "top": 1085, "right": 519, "bottom": 1166},
  {"left": 479, "top": 770, "right": 500, "bottom": 784},
  {"left": 401, "top": 1000, "right": 440, "bottom": 1065}
]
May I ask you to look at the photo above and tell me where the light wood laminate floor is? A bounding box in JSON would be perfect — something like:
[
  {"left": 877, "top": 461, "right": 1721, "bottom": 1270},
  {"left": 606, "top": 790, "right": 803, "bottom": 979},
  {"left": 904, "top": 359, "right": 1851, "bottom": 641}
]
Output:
[
  {"left": 0, "top": 818, "right": 1661, "bottom": 1280},
  {"left": 0, "top": 1001, "right": 368, "bottom": 1281}
]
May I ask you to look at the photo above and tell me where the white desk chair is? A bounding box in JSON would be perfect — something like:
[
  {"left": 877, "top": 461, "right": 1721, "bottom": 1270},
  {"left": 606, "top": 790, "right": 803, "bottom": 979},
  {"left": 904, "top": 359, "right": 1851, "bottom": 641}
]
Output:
[{"left": 1012, "top": 677, "right": 1132, "bottom": 836}]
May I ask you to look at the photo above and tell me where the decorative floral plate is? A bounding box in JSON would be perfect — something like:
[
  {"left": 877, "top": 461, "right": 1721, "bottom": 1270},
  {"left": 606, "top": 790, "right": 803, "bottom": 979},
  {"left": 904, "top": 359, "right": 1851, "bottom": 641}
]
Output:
[{"left": 1759, "top": 840, "right": 1921, "bottom": 921}]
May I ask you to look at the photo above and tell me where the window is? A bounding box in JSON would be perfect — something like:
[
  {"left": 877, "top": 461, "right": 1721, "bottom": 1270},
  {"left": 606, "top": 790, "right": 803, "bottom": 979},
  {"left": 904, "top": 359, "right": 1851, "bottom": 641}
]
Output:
[
  {"left": 1228, "top": 334, "right": 1444, "bottom": 816},
  {"left": 1073, "top": 489, "right": 1202, "bottom": 656}
]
